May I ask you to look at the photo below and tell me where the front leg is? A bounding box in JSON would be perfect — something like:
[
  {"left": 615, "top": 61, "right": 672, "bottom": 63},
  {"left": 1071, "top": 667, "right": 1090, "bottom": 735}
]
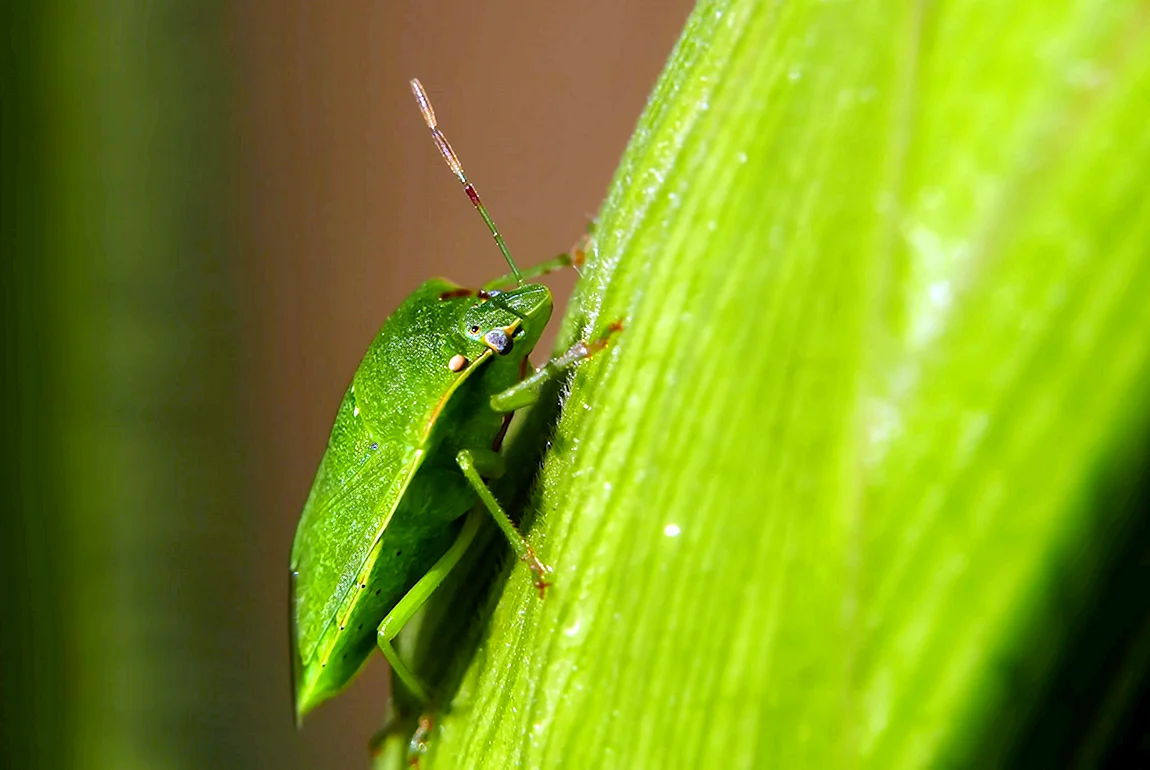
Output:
[
  {"left": 491, "top": 320, "right": 623, "bottom": 412},
  {"left": 481, "top": 228, "right": 592, "bottom": 291}
]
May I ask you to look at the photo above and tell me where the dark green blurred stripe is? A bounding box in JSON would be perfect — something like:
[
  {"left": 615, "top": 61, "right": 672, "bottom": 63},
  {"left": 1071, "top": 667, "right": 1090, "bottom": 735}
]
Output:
[
  {"left": 4, "top": 2, "right": 256, "bottom": 767},
  {"left": 2, "top": 4, "right": 70, "bottom": 768}
]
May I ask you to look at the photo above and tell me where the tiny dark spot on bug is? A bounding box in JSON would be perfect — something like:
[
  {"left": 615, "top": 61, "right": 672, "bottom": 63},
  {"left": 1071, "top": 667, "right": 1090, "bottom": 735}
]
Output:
[
  {"left": 339, "top": 625, "right": 345, "bottom": 631},
  {"left": 395, "top": 550, "right": 402, "bottom": 557},
  {"left": 370, "top": 442, "right": 378, "bottom": 451},
  {"left": 357, "top": 624, "right": 363, "bottom": 630},
  {"left": 360, "top": 583, "right": 366, "bottom": 589},
  {"left": 375, "top": 589, "right": 380, "bottom": 595}
]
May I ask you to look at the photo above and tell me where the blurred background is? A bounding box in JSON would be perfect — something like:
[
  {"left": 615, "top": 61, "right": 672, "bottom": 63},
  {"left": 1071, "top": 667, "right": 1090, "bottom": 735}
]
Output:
[{"left": 2, "top": 1, "right": 692, "bottom": 768}]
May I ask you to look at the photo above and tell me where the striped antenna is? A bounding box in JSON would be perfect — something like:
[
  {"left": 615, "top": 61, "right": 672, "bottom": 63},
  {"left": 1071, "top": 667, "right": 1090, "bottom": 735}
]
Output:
[{"left": 410, "top": 78, "right": 523, "bottom": 285}]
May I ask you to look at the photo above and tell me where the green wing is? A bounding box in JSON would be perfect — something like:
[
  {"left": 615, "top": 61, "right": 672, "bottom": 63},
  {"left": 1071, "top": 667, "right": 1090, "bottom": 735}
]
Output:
[{"left": 290, "top": 381, "right": 421, "bottom": 662}]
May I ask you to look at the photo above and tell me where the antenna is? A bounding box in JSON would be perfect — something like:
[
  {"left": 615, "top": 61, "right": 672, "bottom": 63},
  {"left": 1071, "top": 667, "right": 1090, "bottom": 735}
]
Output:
[{"left": 410, "top": 78, "right": 523, "bottom": 285}]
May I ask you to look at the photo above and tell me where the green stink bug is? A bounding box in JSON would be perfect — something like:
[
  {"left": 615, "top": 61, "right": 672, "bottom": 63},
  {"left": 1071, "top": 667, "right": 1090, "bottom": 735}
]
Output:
[{"left": 289, "top": 79, "right": 617, "bottom": 725}]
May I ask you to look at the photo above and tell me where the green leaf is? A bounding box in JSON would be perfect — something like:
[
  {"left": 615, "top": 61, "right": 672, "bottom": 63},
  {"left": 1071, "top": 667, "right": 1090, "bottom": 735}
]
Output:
[{"left": 385, "top": 0, "right": 1150, "bottom": 766}]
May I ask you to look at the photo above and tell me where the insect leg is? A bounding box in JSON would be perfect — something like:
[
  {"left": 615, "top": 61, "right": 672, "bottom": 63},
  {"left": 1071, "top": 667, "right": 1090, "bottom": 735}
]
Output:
[
  {"left": 457, "top": 449, "right": 551, "bottom": 598},
  {"left": 481, "top": 230, "right": 592, "bottom": 291},
  {"left": 463, "top": 446, "right": 506, "bottom": 478},
  {"left": 481, "top": 252, "right": 577, "bottom": 292},
  {"left": 376, "top": 507, "right": 484, "bottom": 704},
  {"left": 490, "top": 320, "right": 624, "bottom": 412}
]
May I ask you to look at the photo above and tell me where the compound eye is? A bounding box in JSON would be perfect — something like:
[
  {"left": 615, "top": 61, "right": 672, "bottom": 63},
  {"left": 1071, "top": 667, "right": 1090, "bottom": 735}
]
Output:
[{"left": 483, "top": 328, "right": 513, "bottom": 355}]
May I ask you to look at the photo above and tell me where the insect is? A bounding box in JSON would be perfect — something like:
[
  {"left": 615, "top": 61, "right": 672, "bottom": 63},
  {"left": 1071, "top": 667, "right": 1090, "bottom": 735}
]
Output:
[{"left": 290, "top": 78, "right": 619, "bottom": 726}]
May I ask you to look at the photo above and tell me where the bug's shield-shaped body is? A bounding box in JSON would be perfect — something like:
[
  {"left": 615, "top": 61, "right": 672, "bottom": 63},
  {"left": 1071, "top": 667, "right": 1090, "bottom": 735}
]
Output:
[{"left": 290, "top": 278, "right": 552, "bottom": 720}]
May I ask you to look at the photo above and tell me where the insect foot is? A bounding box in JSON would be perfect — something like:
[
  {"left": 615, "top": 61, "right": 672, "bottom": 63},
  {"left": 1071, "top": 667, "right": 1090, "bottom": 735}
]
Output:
[
  {"left": 407, "top": 715, "right": 433, "bottom": 768},
  {"left": 588, "top": 319, "right": 625, "bottom": 355},
  {"left": 523, "top": 548, "right": 553, "bottom": 599}
]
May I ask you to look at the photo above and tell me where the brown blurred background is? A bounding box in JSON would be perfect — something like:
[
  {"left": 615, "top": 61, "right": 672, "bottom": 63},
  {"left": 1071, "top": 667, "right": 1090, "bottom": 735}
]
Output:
[{"left": 234, "top": 2, "right": 692, "bottom": 767}]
